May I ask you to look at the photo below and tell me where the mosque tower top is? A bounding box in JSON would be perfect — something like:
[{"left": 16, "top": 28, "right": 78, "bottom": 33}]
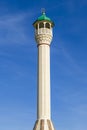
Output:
[
  {"left": 33, "top": 10, "right": 54, "bottom": 27},
  {"left": 33, "top": 10, "right": 54, "bottom": 46}
]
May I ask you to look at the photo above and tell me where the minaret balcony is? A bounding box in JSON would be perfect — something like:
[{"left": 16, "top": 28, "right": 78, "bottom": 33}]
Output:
[{"left": 35, "top": 28, "right": 52, "bottom": 36}]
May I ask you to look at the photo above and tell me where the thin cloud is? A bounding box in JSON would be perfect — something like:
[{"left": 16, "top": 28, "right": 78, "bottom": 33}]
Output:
[{"left": 0, "top": 11, "right": 35, "bottom": 45}]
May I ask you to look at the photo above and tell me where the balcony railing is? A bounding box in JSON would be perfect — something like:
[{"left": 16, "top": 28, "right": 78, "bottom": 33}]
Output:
[{"left": 35, "top": 28, "right": 52, "bottom": 35}]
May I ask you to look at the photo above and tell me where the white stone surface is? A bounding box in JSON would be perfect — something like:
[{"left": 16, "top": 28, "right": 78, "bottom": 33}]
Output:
[
  {"left": 33, "top": 20, "right": 55, "bottom": 130},
  {"left": 35, "top": 28, "right": 53, "bottom": 45},
  {"left": 37, "top": 45, "right": 50, "bottom": 119}
]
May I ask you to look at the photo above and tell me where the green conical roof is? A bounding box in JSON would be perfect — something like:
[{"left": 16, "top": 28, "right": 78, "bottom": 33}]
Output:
[
  {"left": 33, "top": 12, "right": 54, "bottom": 27},
  {"left": 37, "top": 12, "right": 51, "bottom": 22}
]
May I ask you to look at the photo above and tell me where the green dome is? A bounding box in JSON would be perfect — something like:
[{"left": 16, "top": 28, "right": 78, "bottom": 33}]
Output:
[
  {"left": 33, "top": 12, "right": 54, "bottom": 27},
  {"left": 37, "top": 13, "right": 51, "bottom": 22}
]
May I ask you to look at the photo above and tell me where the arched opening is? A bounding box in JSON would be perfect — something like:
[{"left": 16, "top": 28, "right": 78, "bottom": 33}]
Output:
[
  {"left": 39, "top": 22, "right": 44, "bottom": 28},
  {"left": 46, "top": 23, "right": 50, "bottom": 29}
]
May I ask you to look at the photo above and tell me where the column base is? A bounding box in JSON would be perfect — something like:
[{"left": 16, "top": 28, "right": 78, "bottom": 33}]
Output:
[{"left": 33, "top": 119, "right": 55, "bottom": 130}]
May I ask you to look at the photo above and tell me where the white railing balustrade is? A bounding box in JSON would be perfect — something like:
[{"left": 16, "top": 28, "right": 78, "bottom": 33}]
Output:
[{"left": 35, "top": 28, "right": 52, "bottom": 35}]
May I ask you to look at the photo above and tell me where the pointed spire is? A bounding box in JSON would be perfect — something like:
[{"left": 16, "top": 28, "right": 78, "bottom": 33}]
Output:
[{"left": 41, "top": 8, "right": 46, "bottom": 15}]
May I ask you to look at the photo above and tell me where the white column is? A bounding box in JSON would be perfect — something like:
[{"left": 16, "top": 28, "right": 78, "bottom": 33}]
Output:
[{"left": 37, "top": 44, "right": 51, "bottom": 119}]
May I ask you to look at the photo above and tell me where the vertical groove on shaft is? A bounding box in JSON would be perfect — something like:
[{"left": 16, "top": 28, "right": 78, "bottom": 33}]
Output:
[
  {"left": 40, "top": 120, "right": 44, "bottom": 130},
  {"left": 47, "top": 120, "right": 52, "bottom": 130}
]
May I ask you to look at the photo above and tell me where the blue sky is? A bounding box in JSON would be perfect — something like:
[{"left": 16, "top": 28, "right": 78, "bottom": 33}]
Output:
[{"left": 0, "top": 0, "right": 87, "bottom": 130}]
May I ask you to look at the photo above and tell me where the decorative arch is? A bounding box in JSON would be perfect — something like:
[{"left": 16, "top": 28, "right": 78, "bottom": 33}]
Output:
[
  {"left": 46, "top": 23, "right": 50, "bottom": 29},
  {"left": 39, "top": 22, "right": 44, "bottom": 28}
]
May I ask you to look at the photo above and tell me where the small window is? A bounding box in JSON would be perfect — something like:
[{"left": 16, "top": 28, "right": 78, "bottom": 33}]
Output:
[
  {"left": 39, "top": 22, "right": 44, "bottom": 28},
  {"left": 46, "top": 23, "right": 50, "bottom": 29}
]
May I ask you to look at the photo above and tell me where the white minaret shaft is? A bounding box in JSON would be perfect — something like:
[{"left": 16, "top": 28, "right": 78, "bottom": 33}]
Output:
[
  {"left": 33, "top": 11, "right": 55, "bottom": 130},
  {"left": 38, "top": 44, "right": 50, "bottom": 119}
]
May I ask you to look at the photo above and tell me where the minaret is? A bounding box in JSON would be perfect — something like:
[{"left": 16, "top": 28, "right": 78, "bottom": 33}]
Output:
[{"left": 33, "top": 10, "right": 55, "bottom": 130}]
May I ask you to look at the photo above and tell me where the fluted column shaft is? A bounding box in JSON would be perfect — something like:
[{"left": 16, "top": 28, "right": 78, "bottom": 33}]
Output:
[{"left": 37, "top": 44, "right": 50, "bottom": 119}]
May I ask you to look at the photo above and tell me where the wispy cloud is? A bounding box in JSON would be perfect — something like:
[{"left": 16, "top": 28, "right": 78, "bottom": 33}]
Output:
[
  {"left": 0, "top": 11, "right": 35, "bottom": 45},
  {"left": 52, "top": 43, "right": 87, "bottom": 76}
]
